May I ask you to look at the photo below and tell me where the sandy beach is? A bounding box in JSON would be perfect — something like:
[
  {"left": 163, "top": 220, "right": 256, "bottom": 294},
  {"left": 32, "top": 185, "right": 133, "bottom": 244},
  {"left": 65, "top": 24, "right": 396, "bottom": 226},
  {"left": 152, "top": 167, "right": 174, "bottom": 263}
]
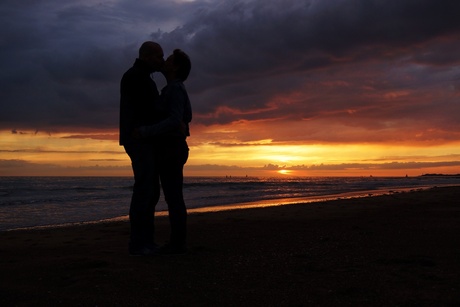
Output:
[{"left": 1, "top": 186, "right": 459, "bottom": 306}]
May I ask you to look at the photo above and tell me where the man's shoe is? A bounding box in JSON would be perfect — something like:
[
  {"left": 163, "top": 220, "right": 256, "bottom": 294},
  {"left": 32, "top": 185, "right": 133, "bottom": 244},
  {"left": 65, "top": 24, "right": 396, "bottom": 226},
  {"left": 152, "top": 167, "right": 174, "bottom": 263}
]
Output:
[{"left": 129, "top": 245, "right": 159, "bottom": 256}]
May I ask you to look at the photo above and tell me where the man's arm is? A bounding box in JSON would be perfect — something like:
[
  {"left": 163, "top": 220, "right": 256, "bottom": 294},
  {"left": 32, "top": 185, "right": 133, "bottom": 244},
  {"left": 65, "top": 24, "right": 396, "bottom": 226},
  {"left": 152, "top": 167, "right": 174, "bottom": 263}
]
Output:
[{"left": 138, "top": 84, "right": 187, "bottom": 137}]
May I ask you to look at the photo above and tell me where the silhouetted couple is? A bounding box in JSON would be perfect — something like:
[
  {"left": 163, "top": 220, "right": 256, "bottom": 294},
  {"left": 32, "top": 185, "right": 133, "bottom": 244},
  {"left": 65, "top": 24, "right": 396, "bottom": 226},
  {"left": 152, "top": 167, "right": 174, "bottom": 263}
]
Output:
[{"left": 120, "top": 41, "right": 192, "bottom": 256}]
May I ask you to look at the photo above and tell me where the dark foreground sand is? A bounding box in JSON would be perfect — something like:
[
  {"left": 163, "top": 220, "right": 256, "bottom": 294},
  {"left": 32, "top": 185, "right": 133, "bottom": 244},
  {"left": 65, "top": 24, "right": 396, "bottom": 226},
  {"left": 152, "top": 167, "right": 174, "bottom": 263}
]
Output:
[{"left": 1, "top": 186, "right": 460, "bottom": 306}]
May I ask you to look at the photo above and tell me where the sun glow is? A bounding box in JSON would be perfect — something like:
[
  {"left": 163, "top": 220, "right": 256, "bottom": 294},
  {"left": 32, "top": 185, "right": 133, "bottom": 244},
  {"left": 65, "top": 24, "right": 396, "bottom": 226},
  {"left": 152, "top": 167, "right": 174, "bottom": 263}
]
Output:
[{"left": 277, "top": 169, "right": 292, "bottom": 175}]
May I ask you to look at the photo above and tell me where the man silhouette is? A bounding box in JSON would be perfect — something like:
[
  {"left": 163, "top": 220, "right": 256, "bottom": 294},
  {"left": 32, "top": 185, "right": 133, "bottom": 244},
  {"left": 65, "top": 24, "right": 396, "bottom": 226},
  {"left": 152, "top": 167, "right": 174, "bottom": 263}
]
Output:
[{"left": 119, "top": 41, "right": 164, "bottom": 256}]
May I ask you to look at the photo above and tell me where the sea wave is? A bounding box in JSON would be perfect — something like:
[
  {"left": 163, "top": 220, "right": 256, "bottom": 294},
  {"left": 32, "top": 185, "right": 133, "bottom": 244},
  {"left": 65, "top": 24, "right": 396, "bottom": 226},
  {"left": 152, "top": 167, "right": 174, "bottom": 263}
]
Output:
[{"left": 1, "top": 176, "right": 459, "bottom": 231}]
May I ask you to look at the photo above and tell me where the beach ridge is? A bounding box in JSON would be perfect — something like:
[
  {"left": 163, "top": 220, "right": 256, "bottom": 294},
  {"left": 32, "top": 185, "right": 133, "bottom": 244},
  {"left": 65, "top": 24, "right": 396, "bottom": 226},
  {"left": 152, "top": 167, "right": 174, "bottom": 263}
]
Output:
[{"left": 1, "top": 186, "right": 459, "bottom": 306}]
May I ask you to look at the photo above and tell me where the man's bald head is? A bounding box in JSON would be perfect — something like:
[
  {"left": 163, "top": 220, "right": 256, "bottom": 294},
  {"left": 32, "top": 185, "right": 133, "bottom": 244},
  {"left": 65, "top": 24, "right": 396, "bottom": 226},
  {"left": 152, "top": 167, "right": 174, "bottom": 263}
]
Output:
[{"left": 138, "top": 41, "right": 164, "bottom": 72}]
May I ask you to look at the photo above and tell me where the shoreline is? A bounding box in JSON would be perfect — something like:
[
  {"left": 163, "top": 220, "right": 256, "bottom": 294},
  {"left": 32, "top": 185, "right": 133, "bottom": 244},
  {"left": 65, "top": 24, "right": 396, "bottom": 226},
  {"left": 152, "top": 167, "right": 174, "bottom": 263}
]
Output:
[
  {"left": 1, "top": 186, "right": 459, "bottom": 305},
  {"left": 5, "top": 184, "right": 458, "bottom": 232}
]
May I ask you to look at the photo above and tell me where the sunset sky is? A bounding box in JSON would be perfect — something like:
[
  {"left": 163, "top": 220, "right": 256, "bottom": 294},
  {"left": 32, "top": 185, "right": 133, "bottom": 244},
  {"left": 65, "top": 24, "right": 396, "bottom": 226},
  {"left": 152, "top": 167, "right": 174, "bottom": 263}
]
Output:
[{"left": 1, "top": 0, "right": 460, "bottom": 177}]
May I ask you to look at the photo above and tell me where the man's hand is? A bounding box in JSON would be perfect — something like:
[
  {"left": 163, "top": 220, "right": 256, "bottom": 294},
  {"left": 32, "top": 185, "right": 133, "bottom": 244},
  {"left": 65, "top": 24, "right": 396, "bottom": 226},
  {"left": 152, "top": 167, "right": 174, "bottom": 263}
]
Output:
[{"left": 132, "top": 128, "right": 141, "bottom": 139}]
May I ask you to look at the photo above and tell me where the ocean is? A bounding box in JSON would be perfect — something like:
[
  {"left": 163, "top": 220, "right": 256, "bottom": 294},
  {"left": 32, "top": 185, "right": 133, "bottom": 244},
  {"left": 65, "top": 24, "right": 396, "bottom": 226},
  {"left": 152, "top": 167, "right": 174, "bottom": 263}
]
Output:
[{"left": 1, "top": 176, "right": 459, "bottom": 231}]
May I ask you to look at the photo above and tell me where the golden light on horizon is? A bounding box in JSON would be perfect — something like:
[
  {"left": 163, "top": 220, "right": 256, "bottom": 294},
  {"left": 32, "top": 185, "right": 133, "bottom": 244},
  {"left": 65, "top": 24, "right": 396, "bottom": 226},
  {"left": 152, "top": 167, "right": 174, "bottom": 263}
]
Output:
[
  {"left": 2, "top": 130, "right": 460, "bottom": 177},
  {"left": 0, "top": 130, "right": 128, "bottom": 176}
]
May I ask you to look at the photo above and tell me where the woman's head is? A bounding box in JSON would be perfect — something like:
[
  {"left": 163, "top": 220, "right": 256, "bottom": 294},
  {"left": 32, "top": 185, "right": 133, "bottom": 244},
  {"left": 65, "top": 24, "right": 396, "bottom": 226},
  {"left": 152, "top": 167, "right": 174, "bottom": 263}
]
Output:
[{"left": 164, "top": 49, "right": 191, "bottom": 82}]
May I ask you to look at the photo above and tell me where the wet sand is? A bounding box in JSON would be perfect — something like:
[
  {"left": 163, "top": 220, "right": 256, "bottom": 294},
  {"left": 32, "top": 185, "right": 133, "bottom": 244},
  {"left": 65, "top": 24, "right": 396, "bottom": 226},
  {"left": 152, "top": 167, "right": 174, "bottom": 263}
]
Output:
[{"left": 1, "top": 186, "right": 459, "bottom": 306}]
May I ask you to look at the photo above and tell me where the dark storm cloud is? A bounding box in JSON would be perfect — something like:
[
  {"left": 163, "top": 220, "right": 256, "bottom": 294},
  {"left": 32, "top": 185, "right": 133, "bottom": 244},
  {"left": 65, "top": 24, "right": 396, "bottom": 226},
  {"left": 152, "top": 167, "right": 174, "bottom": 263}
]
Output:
[
  {"left": 1, "top": 0, "right": 459, "bottom": 141},
  {"left": 153, "top": 0, "right": 460, "bottom": 138},
  {"left": 180, "top": 0, "right": 460, "bottom": 75}
]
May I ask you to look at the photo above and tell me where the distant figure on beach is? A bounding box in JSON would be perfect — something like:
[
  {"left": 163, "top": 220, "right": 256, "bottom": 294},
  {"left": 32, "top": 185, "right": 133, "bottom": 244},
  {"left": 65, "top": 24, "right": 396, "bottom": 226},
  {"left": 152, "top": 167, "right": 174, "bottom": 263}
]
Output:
[
  {"left": 120, "top": 41, "right": 164, "bottom": 256},
  {"left": 136, "top": 49, "right": 192, "bottom": 255}
]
